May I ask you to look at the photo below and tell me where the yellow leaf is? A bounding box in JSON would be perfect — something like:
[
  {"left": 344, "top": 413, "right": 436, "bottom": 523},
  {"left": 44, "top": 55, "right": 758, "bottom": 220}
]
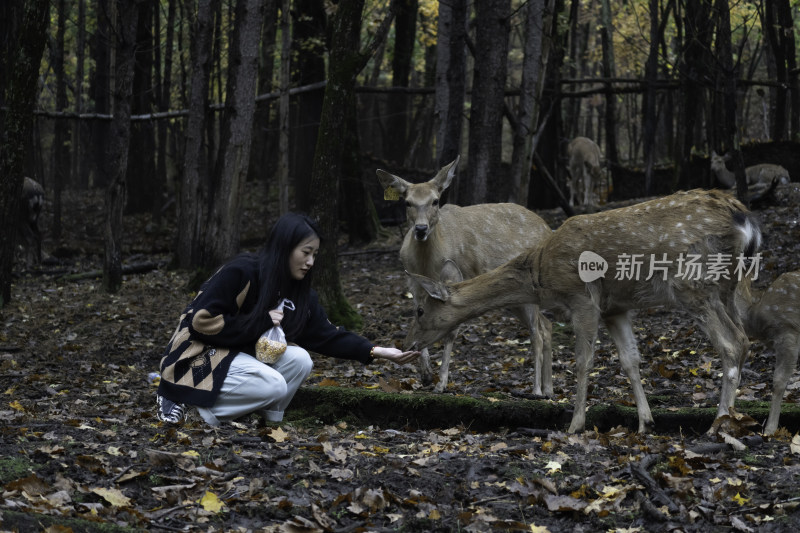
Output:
[
  {"left": 428, "top": 508, "right": 441, "bottom": 520},
  {"left": 91, "top": 487, "right": 131, "bottom": 507},
  {"left": 545, "top": 461, "right": 562, "bottom": 474},
  {"left": 9, "top": 400, "right": 25, "bottom": 412},
  {"left": 181, "top": 450, "right": 200, "bottom": 457},
  {"left": 269, "top": 427, "right": 289, "bottom": 443},
  {"left": 530, "top": 524, "right": 552, "bottom": 533},
  {"left": 200, "top": 491, "right": 225, "bottom": 512},
  {"left": 790, "top": 433, "right": 800, "bottom": 455},
  {"left": 732, "top": 492, "right": 750, "bottom": 506}
]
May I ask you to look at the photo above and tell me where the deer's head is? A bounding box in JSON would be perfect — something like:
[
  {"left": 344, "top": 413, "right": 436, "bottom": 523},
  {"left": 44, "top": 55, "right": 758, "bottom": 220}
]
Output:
[
  {"left": 376, "top": 157, "right": 460, "bottom": 241},
  {"left": 403, "top": 261, "right": 464, "bottom": 350}
]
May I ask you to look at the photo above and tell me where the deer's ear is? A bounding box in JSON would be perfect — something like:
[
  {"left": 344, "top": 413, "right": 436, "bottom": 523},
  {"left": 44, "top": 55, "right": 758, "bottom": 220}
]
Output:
[
  {"left": 376, "top": 169, "right": 410, "bottom": 196},
  {"left": 406, "top": 271, "right": 450, "bottom": 302},
  {"left": 432, "top": 155, "right": 460, "bottom": 193},
  {"left": 440, "top": 259, "right": 463, "bottom": 283}
]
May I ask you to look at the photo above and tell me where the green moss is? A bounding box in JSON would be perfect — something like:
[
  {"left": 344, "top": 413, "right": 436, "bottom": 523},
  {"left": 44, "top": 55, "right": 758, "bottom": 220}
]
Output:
[
  {"left": 289, "top": 386, "right": 800, "bottom": 434},
  {"left": 0, "top": 510, "right": 148, "bottom": 532},
  {"left": 0, "top": 457, "right": 37, "bottom": 484}
]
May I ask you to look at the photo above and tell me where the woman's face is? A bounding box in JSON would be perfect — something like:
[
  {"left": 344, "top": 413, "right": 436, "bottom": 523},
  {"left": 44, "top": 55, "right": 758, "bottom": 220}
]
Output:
[{"left": 289, "top": 235, "right": 320, "bottom": 280}]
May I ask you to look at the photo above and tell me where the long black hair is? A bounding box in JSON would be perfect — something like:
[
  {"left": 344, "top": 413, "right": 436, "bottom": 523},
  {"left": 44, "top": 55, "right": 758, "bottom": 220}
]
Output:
[{"left": 243, "top": 212, "right": 322, "bottom": 339}]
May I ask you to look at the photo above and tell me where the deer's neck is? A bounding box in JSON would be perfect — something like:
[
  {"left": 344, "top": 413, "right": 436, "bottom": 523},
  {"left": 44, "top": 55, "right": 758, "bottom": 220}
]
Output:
[{"left": 447, "top": 253, "right": 539, "bottom": 322}]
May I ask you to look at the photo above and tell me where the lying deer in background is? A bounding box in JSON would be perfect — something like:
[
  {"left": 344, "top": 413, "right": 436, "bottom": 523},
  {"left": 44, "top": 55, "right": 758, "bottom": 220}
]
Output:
[
  {"left": 736, "top": 271, "right": 800, "bottom": 435},
  {"left": 376, "top": 157, "right": 554, "bottom": 395},
  {"left": 710, "top": 151, "right": 790, "bottom": 193},
  {"left": 405, "top": 189, "right": 761, "bottom": 434},
  {"left": 567, "top": 136, "right": 603, "bottom": 208}
]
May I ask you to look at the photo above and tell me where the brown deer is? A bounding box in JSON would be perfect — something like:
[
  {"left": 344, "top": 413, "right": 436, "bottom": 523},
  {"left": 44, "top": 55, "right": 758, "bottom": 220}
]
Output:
[
  {"left": 736, "top": 271, "right": 800, "bottom": 435},
  {"left": 567, "top": 136, "right": 603, "bottom": 208},
  {"left": 405, "top": 189, "right": 761, "bottom": 433},
  {"left": 376, "top": 157, "right": 554, "bottom": 395},
  {"left": 16, "top": 177, "right": 45, "bottom": 265},
  {"left": 710, "top": 151, "right": 790, "bottom": 192}
]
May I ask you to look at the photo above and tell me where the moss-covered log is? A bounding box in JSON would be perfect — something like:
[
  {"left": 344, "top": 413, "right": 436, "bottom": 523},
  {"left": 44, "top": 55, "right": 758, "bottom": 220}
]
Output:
[{"left": 290, "top": 386, "right": 800, "bottom": 435}]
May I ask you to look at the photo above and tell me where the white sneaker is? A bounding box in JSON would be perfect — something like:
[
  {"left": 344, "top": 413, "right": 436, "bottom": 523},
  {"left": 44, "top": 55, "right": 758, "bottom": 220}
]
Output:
[{"left": 156, "top": 394, "right": 187, "bottom": 424}]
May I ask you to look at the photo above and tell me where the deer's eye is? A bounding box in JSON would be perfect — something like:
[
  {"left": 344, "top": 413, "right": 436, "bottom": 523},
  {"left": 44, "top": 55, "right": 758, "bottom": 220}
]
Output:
[
  {"left": 416, "top": 307, "right": 424, "bottom": 318},
  {"left": 405, "top": 200, "right": 412, "bottom": 208},
  {"left": 432, "top": 199, "right": 439, "bottom": 207}
]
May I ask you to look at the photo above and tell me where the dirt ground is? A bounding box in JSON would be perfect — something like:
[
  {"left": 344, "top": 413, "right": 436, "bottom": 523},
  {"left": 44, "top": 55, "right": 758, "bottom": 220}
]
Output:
[{"left": 2, "top": 183, "right": 800, "bottom": 532}]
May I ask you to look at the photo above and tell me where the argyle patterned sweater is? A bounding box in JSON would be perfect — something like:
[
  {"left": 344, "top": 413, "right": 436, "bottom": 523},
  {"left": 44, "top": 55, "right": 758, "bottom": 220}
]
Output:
[{"left": 158, "top": 255, "right": 374, "bottom": 407}]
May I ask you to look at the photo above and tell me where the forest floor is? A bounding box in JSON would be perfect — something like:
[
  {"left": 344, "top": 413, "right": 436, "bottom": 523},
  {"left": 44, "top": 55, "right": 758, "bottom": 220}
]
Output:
[{"left": 2, "top": 183, "right": 800, "bottom": 532}]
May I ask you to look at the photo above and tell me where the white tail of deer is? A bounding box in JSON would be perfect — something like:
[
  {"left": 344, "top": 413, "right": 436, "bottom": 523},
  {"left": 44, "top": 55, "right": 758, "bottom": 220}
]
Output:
[
  {"left": 737, "top": 271, "right": 800, "bottom": 435},
  {"left": 567, "top": 136, "right": 603, "bottom": 208},
  {"left": 376, "top": 157, "right": 554, "bottom": 395},
  {"left": 406, "top": 189, "right": 761, "bottom": 433},
  {"left": 710, "top": 151, "right": 790, "bottom": 191}
]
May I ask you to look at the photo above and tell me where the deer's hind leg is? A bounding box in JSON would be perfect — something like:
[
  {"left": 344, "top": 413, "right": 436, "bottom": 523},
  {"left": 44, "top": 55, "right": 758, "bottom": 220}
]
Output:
[
  {"left": 765, "top": 331, "right": 800, "bottom": 435},
  {"left": 513, "top": 304, "right": 553, "bottom": 397},
  {"left": 604, "top": 311, "right": 655, "bottom": 433},
  {"left": 696, "top": 295, "right": 751, "bottom": 423}
]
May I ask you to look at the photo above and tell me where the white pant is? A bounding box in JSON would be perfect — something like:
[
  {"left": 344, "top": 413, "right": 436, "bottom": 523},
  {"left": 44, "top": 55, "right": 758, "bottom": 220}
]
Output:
[{"left": 196, "top": 346, "right": 313, "bottom": 427}]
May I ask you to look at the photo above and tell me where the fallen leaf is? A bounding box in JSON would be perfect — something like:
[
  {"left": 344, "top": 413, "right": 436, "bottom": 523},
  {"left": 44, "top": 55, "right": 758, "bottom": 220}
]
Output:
[
  {"left": 200, "top": 490, "right": 225, "bottom": 512},
  {"left": 790, "top": 434, "right": 800, "bottom": 455},
  {"left": 91, "top": 487, "right": 131, "bottom": 507},
  {"left": 269, "top": 426, "right": 289, "bottom": 443}
]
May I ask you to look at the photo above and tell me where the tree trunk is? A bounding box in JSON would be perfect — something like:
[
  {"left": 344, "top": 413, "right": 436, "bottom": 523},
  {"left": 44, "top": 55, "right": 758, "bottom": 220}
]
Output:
[
  {"left": 509, "top": 0, "right": 552, "bottom": 206},
  {"left": 762, "top": 0, "right": 787, "bottom": 141},
  {"left": 309, "top": 0, "right": 394, "bottom": 328},
  {"left": 127, "top": 0, "right": 157, "bottom": 215},
  {"left": 778, "top": 0, "right": 799, "bottom": 139},
  {"left": 0, "top": 0, "right": 49, "bottom": 307},
  {"left": 153, "top": 0, "right": 176, "bottom": 225},
  {"left": 102, "top": 0, "right": 139, "bottom": 293},
  {"left": 174, "top": 0, "right": 217, "bottom": 269},
  {"left": 72, "top": 0, "right": 86, "bottom": 191},
  {"left": 642, "top": 0, "right": 659, "bottom": 196},
  {"left": 278, "top": 0, "right": 291, "bottom": 215},
  {"left": 384, "top": 0, "right": 418, "bottom": 165},
  {"left": 291, "top": 0, "right": 327, "bottom": 213},
  {"left": 599, "top": 0, "right": 619, "bottom": 191},
  {"left": 714, "top": 0, "right": 747, "bottom": 205},
  {"left": 434, "top": 0, "right": 467, "bottom": 181},
  {"left": 466, "top": 0, "right": 510, "bottom": 206},
  {"left": 205, "top": 0, "right": 266, "bottom": 266},
  {"left": 676, "top": 0, "right": 713, "bottom": 189},
  {"left": 91, "top": 0, "right": 112, "bottom": 188},
  {"left": 248, "top": 0, "right": 277, "bottom": 228},
  {"left": 52, "top": 0, "right": 68, "bottom": 239}
]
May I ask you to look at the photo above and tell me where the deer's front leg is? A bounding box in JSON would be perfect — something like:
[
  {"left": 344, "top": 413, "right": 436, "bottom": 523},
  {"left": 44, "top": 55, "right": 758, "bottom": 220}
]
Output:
[
  {"left": 418, "top": 347, "right": 434, "bottom": 386},
  {"left": 568, "top": 306, "right": 600, "bottom": 433},
  {"left": 434, "top": 337, "right": 457, "bottom": 393}
]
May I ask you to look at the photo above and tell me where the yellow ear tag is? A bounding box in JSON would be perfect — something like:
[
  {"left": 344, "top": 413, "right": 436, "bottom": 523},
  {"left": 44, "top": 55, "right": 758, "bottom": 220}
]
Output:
[{"left": 384, "top": 187, "right": 400, "bottom": 201}]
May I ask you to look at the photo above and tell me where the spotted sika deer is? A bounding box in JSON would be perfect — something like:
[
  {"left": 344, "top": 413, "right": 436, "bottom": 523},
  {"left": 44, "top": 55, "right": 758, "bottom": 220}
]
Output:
[
  {"left": 405, "top": 189, "right": 761, "bottom": 433},
  {"left": 567, "top": 136, "right": 603, "bottom": 208},
  {"left": 710, "top": 151, "right": 790, "bottom": 192},
  {"left": 736, "top": 271, "right": 800, "bottom": 435},
  {"left": 376, "top": 156, "right": 554, "bottom": 395}
]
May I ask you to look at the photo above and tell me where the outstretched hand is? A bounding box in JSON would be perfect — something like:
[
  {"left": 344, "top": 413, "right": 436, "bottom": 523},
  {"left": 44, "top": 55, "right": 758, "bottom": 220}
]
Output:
[{"left": 371, "top": 346, "right": 420, "bottom": 365}]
